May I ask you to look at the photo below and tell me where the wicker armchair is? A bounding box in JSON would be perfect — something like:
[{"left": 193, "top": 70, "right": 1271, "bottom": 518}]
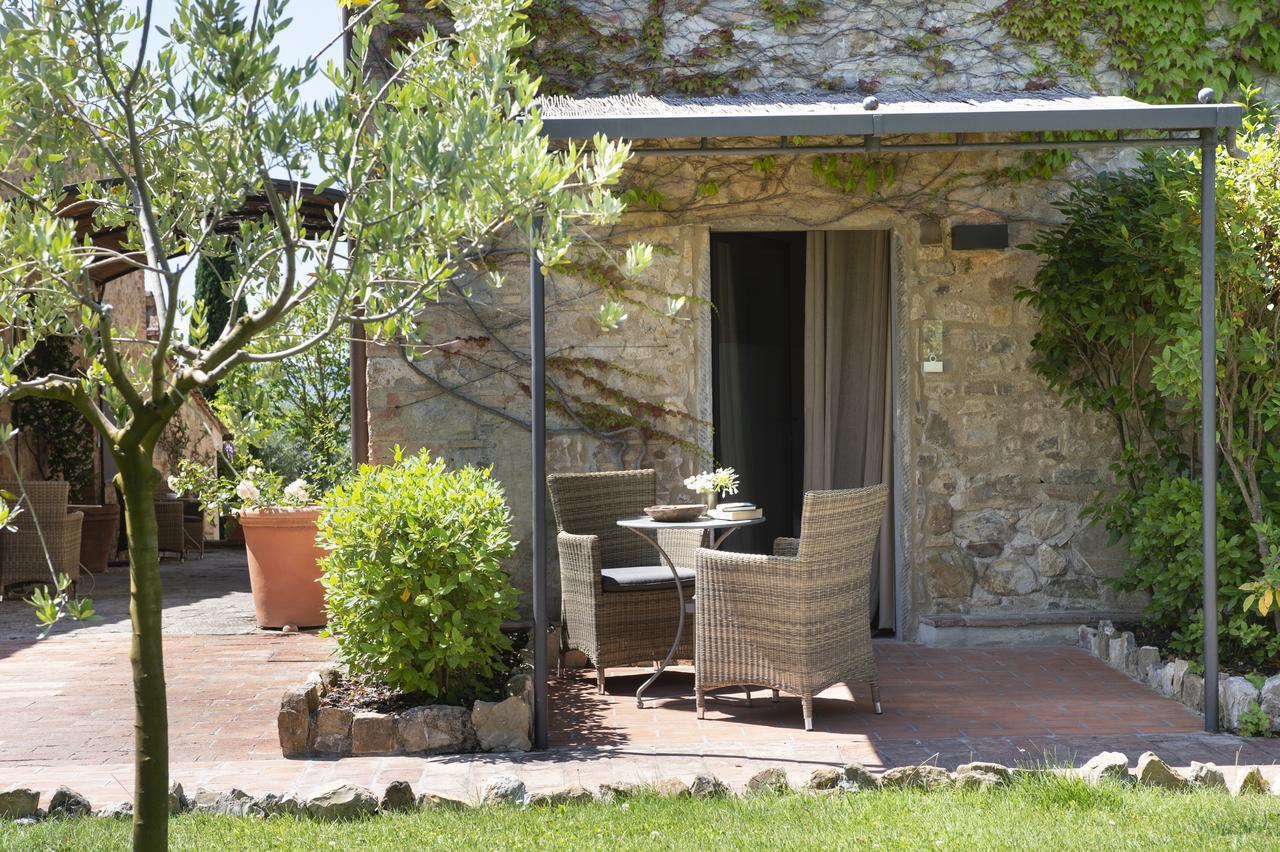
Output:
[
  {"left": 0, "top": 480, "right": 84, "bottom": 593},
  {"left": 182, "top": 499, "right": 205, "bottom": 561},
  {"left": 547, "top": 469, "right": 704, "bottom": 693},
  {"left": 694, "top": 484, "right": 889, "bottom": 731},
  {"left": 155, "top": 498, "right": 186, "bottom": 560}
]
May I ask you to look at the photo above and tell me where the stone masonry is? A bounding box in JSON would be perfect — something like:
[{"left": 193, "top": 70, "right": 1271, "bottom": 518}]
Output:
[{"left": 360, "top": 2, "right": 1270, "bottom": 639}]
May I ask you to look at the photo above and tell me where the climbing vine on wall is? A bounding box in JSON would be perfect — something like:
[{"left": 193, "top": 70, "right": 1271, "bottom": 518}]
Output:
[
  {"left": 993, "top": 0, "right": 1280, "bottom": 102},
  {"left": 517, "top": 0, "right": 758, "bottom": 95},
  {"left": 11, "top": 336, "right": 96, "bottom": 502},
  {"left": 394, "top": 237, "right": 712, "bottom": 462},
  {"left": 379, "top": 0, "right": 1280, "bottom": 465}
]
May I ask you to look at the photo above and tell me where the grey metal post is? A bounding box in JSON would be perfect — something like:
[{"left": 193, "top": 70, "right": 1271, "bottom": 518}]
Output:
[
  {"left": 1200, "top": 128, "right": 1218, "bottom": 734},
  {"left": 530, "top": 217, "right": 549, "bottom": 749},
  {"left": 341, "top": 8, "right": 368, "bottom": 469}
]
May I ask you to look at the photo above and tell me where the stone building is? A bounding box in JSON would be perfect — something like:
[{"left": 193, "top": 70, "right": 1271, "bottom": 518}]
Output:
[
  {"left": 360, "top": 2, "right": 1278, "bottom": 643},
  {"left": 1, "top": 269, "right": 225, "bottom": 537}
]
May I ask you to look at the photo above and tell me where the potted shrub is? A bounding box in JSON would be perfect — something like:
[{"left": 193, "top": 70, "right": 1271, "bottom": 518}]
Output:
[
  {"left": 170, "top": 462, "right": 324, "bottom": 629},
  {"left": 318, "top": 448, "right": 518, "bottom": 703}
]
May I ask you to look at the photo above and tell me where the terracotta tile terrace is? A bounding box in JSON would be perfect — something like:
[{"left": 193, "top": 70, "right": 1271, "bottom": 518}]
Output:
[{"left": 0, "top": 550, "right": 1276, "bottom": 807}]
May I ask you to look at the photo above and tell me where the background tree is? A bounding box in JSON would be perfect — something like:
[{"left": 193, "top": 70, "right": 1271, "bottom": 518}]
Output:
[
  {"left": 0, "top": 0, "right": 640, "bottom": 847},
  {"left": 1019, "top": 97, "right": 1280, "bottom": 669},
  {"left": 190, "top": 254, "right": 242, "bottom": 348},
  {"left": 211, "top": 297, "right": 352, "bottom": 490},
  {"left": 189, "top": 252, "right": 245, "bottom": 399}
]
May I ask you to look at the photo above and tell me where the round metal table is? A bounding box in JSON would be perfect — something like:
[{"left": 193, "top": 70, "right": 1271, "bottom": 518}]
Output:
[{"left": 616, "top": 514, "right": 766, "bottom": 708}]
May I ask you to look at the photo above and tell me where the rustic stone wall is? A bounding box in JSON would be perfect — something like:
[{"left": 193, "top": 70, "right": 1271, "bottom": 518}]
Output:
[
  {"left": 378, "top": 0, "right": 1106, "bottom": 96},
  {"left": 367, "top": 138, "right": 1156, "bottom": 635},
  {"left": 366, "top": 0, "right": 1279, "bottom": 638}
]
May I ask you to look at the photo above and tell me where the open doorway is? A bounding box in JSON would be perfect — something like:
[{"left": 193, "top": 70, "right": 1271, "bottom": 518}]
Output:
[
  {"left": 710, "top": 230, "right": 896, "bottom": 631},
  {"left": 710, "top": 232, "right": 806, "bottom": 555}
]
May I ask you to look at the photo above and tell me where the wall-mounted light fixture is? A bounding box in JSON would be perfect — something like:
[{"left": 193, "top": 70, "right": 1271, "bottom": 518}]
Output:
[
  {"left": 922, "top": 319, "right": 943, "bottom": 373},
  {"left": 951, "top": 223, "right": 1009, "bottom": 251}
]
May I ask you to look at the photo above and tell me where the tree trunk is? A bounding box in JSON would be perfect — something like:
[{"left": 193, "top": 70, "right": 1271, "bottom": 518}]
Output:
[{"left": 117, "top": 451, "right": 168, "bottom": 851}]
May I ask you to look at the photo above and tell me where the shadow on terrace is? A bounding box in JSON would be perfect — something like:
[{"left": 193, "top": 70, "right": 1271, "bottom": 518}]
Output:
[
  {"left": 547, "top": 645, "right": 1222, "bottom": 771},
  {"left": 0, "top": 546, "right": 260, "bottom": 652}
]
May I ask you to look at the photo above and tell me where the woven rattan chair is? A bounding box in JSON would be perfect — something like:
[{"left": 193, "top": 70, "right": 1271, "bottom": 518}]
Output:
[
  {"left": 694, "top": 484, "right": 889, "bottom": 731},
  {"left": 155, "top": 497, "right": 186, "bottom": 560},
  {"left": 182, "top": 499, "right": 205, "bottom": 561},
  {"left": 547, "top": 469, "right": 704, "bottom": 693},
  {"left": 0, "top": 480, "right": 84, "bottom": 593}
]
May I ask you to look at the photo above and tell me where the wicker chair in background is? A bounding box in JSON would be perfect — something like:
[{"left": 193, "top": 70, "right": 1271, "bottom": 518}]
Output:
[
  {"left": 0, "top": 480, "right": 84, "bottom": 594},
  {"left": 694, "top": 484, "right": 889, "bottom": 731},
  {"left": 155, "top": 497, "right": 186, "bottom": 560},
  {"left": 182, "top": 498, "right": 205, "bottom": 561},
  {"left": 547, "top": 469, "right": 704, "bottom": 694}
]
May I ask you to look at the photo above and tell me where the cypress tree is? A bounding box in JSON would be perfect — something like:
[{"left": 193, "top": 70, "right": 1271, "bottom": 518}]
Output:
[
  {"left": 191, "top": 253, "right": 241, "bottom": 348},
  {"left": 191, "top": 253, "right": 246, "bottom": 398}
]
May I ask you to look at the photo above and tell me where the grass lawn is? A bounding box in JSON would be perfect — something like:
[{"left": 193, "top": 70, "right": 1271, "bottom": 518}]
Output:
[{"left": 4, "top": 776, "right": 1280, "bottom": 850}]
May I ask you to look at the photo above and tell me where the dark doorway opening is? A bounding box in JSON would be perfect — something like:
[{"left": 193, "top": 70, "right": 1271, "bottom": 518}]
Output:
[{"left": 710, "top": 231, "right": 806, "bottom": 554}]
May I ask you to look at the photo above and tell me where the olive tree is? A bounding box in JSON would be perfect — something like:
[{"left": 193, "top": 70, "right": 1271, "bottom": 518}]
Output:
[{"left": 0, "top": 0, "right": 638, "bottom": 847}]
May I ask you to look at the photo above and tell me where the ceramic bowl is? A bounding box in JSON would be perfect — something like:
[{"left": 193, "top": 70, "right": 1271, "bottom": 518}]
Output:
[{"left": 643, "top": 504, "right": 706, "bottom": 522}]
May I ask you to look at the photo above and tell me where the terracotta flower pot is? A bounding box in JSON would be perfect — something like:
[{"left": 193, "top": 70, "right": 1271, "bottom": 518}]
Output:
[
  {"left": 239, "top": 507, "right": 327, "bottom": 629},
  {"left": 70, "top": 503, "right": 120, "bottom": 574}
]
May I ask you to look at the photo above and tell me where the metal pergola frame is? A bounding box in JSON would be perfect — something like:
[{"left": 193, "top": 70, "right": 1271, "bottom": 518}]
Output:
[{"left": 519, "top": 91, "right": 1244, "bottom": 749}]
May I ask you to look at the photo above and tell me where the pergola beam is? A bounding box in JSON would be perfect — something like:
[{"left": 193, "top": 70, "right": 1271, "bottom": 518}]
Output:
[
  {"left": 542, "top": 104, "right": 1241, "bottom": 142},
  {"left": 629, "top": 135, "right": 1204, "bottom": 158}
]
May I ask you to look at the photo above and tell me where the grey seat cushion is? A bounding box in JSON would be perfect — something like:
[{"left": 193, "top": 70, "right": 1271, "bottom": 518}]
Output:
[{"left": 600, "top": 565, "right": 695, "bottom": 593}]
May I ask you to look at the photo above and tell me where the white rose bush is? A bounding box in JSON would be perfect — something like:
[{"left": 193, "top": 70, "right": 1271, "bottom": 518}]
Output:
[{"left": 169, "top": 461, "right": 313, "bottom": 514}]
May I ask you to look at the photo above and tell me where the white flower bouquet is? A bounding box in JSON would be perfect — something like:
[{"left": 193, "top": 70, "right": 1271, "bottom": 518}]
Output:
[{"left": 684, "top": 466, "right": 740, "bottom": 498}]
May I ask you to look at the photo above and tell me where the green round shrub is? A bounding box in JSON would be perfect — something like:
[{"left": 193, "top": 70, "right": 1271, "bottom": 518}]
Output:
[{"left": 317, "top": 448, "right": 518, "bottom": 702}]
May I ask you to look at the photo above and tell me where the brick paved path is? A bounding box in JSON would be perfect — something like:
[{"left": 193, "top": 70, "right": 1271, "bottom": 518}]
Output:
[{"left": 1, "top": 548, "right": 1277, "bottom": 807}]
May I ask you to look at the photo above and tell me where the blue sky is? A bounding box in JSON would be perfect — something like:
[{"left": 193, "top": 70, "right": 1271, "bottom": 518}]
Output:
[{"left": 139, "top": 0, "right": 344, "bottom": 117}]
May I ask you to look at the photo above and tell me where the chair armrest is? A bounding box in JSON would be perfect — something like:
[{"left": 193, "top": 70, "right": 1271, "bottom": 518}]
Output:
[
  {"left": 773, "top": 537, "right": 800, "bottom": 557},
  {"left": 556, "top": 531, "right": 605, "bottom": 648},
  {"left": 557, "top": 531, "right": 601, "bottom": 569},
  {"left": 54, "top": 511, "right": 83, "bottom": 576},
  {"left": 556, "top": 532, "right": 603, "bottom": 599}
]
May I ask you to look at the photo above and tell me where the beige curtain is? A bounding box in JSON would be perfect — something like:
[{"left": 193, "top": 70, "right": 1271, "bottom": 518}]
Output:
[{"left": 804, "top": 231, "right": 894, "bottom": 630}]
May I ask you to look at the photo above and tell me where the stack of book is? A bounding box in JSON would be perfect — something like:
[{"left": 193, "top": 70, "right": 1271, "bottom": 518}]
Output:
[{"left": 709, "top": 502, "right": 762, "bottom": 521}]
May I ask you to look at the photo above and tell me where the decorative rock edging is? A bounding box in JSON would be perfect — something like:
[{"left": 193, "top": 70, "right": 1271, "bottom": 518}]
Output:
[
  {"left": 278, "top": 664, "right": 533, "bottom": 757},
  {"left": 5, "top": 752, "right": 1278, "bottom": 823},
  {"left": 1078, "top": 619, "right": 1280, "bottom": 734}
]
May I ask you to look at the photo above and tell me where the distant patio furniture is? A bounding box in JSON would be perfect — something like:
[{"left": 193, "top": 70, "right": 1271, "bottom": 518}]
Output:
[
  {"left": 547, "top": 469, "right": 704, "bottom": 694},
  {"left": 155, "top": 496, "right": 186, "bottom": 560},
  {"left": 694, "top": 483, "right": 889, "bottom": 731},
  {"left": 182, "top": 498, "right": 205, "bottom": 561},
  {"left": 0, "top": 480, "right": 84, "bottom": 594},
  {"left": 618, "top": 513, "right": 765, "bottom": 708}
]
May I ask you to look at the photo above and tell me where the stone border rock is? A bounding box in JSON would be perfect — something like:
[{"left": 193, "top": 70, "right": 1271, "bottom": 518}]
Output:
[
  {"left": 1078, "top": 619, "right": 1280, "bottom": 734},
  {"left": 278, "top": 663, "right": 533, "bottom": 757},
  {"left": 6, "top": 751, "right": 1277, "bottom": 824}
]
